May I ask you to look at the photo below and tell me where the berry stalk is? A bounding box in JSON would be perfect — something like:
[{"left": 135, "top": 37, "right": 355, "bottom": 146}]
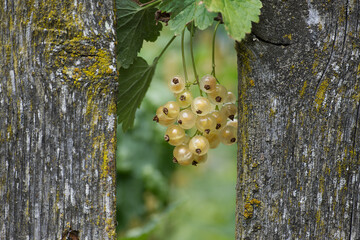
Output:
[
  {"left": 190, "top": 22, "right": 203, "bottom": 96},
  {"left": 153, "top": 35, "right": 177, "bottom": 65},
  {"left": 181, "top": 28, "right": 189, "bottom": 84},
  {"left": 211, "top": 21, "right": 220, "bottom": 81}
]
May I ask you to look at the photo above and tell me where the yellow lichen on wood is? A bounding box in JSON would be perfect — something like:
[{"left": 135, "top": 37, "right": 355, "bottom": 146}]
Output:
[
  {"left": 250, "top": 198, "right": 261, "bottom": 206},
  {"left": 7, "top": 124, "right": 13, "bottom": 140},
  {"left": 283, "top": 34, "right": 292, "bottom": 40},
  {"left": 269, "top": 108, "right": 276, "bottom": 118},
  {"left": 299, "top": 81, "right": 308, "bottom": 98},
  {"left": 319, "top": 175, "right": 325, "bottom": 193},
  {"left": 244, "top": 198, "right": 261, "bottom": 219},
  {"left": 244, "top": 203, "right": 254, "bottom": 219},
  {"left": 312, "top": 60, "right": 319, "bottom": 74},
  {"left": 83, "top": 49, "right": 113, "bottom": 80},
  {"left": 105, "top": 218, "right": 116, "bottom": 238},
  {"left": 101, "top": 147, "right": 109, "bottom": 179},
  {"left": 315, "top": 78, "right": 329, "bottom": 111}
]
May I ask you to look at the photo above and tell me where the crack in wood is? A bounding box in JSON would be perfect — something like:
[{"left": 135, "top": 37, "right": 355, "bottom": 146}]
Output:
[
  {"left": 341, "top": 0, "right": 350, "bottom": 54},
  {"left": 252, "top": 33, "right": 292, "bottom": 47}
]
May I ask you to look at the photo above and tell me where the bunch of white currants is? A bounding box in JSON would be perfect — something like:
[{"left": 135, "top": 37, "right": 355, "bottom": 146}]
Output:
[{"left": 153, "top": 74, "right": 238, "bottom": 166}]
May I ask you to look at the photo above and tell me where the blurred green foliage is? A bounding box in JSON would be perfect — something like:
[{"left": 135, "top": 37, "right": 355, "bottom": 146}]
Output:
[{"left": 116, "top": 26, "right": 237, "bottom": 240}]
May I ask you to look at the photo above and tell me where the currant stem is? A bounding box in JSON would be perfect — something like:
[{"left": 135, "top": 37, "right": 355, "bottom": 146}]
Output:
[
  {"left": 191, "top": 130, "right": 202, "bottom": 138},
  {"left": 211, "top": 21, "right": 220, "bottom": 81},
  {"left": 153, "top": 35, "right": 176, "bottom": 65},
  {"left": 181, "top": 28, "right": 189, "bottom": 84},
  {"left": 190, "top": 22, "right": 203, "bottom": 96}
]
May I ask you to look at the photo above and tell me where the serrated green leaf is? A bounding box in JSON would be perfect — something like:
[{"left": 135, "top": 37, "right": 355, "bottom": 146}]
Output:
[
  {"left": 204, "top": 0, "right": 262, "bottom": 41},
  {"left": 117, "top": 57, "right": 156, "bottom": 131},
  {"left": 194, "top": 2, "right": 217, "bottom": 30},
  {"left": 159, "top": 0, "right": 216, "bottom": 34},
  {"left": 159, "top": 0, "right": 194, "bottom": 16},
  {"left": 116, "top": 0, "right": 162, "bottom": 68}
]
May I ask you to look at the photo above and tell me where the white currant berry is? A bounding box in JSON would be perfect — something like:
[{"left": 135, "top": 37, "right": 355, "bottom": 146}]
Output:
[
  {"left": 195, "top": 114, "right": 217, "bottom": 134},
  {"left": 208, "top": 84, "right": 227, "bottom": 105},
  {"left": 189, "top": 135, "right": 210, "bottom": 156},
  {"left": 227, "top": 119, "right": 238, "bottom": 128},
  {"left": 205, "top": 132, "right": 221, "bottom": 149},
  {"left": 192, "top": 153, "right": 208, "bottom": 166},
  {"left": 163, "top": 101, "right": 180, "bottom": 119},
  {"left": 211, "top": 110, "right": 228, "bottom": 130},
  {"left": 220, "top": 125, "right": 237, "bottom": 145},
  {"left": 176, "top": 90, "right": 193, "bottom": 108},
  {"left": 200, "top": 74, "right": 217, "bottom": 93},
  {"left": 164, "top": 125, "right": 186, "bottom": 146},
  {"left": 225, "top": 91, "right": 236, "bottom": 103},
  {"left": 191, "top": 96, "right": 213, "bottom": 116},
  {"left": 173, "top": 144, "right": 193, "bottom": 166},
  {"left": 177, "top": 109, "right": 197, "bottom": 129},
  {"left": 153, "top": 106, "right": 176, "bottom": 126},
  {"left": 220, "top": 103, "right": 238, "bottom": 121},
  {"left": 168, "top": 76, "right": 185, "bottom": 93}
]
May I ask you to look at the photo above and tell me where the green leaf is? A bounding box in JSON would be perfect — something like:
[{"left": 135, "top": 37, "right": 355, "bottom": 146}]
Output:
[
  {"left": 116, "top": 0, "right": 162, "bottom": 68},
  {"left": 194, "top": 2, "right": 217, "bottom": 30},
  {"left": 117, "top": 57, "right": 156, "bottom": 131},
  {"left": 204, "top": 0, "right": 262, "bottom": 41},
  {"left": 159, "top": 0, "right": 216, "bottom": 34}
]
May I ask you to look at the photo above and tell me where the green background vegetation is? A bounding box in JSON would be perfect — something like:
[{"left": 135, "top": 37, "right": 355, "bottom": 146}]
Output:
[{"left": 116, "top": 26, "right": 238, "bottom": 240}]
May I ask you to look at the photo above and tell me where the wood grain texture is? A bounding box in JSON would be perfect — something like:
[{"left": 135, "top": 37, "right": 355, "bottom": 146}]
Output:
[
  {"left": 0, "top": 0, "right": 117, "bottom": 239},
  {"left": 236, "top": 0, "right": 359, "bottom": 239}
]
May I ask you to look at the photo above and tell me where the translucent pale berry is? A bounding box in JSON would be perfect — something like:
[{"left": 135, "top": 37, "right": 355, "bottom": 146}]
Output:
[
  {"left": 208, "top": 84, "right": 227, "bottom": 105},
  {"left": 191, "top": 96, "right": 212, "bottom": 116},
  {"left": 153, "top": 106, "right": 176, "bottom": 126},
  {"left": 200, "top": 74, "right": 217, "bottom": 93},
  {"left": 163, "top": 101, "right": 180, "bottom": 119},
  {"left": 205, "top": 132, "right": 221, "bottom": 149},
  {"left": 164, "top": 125, "right": 186, "bottom": 146},
  {"left": 176, "top": 90, "right": 193, "bottom": 108},
  {"left": 177, "top": 109, "right": 197, "bottom": 129},
  {"left": 220, "top": 103, "right": 238, "bottom": 120},
  {"left": 227, "top": 119, "right": 238, "bottom": 129},
  {"left": 220, "top": 125, "right": 237, "bottom": 145},
  {"left": 173, "top": 144, "right": 193, "bottom": 166},
  {"left": 192, "top": 153, "right": 208, "bottom": 166},
  {"left": 168, "top": 76, "right": 185, "bottom": 93},
  {"left": 195, "top": 114, "right": 216, "bottom": 134},
  {"left": 189, "top": 135, "right": 210, "bottom": 156},
  {"left": 225, "top": 91, "right": 236, "bottom": 103},
  {"left": 211, "top": 110, "right": 227, "bottom": 130}
]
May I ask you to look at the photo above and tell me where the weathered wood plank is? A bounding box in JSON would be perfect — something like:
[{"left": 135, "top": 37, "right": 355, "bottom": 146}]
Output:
[
  {"left": 0, "top": 0, "right": 117, "bottom": 239},
  {"left": 236, "top": 0, "right": 359, "bottom": 239}
]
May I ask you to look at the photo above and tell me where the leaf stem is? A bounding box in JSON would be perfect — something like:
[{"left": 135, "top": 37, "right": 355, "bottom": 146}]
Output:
[
  {"left": 153, "top": 35, "right": 177, "bottom": 65},
  {"left": 181, "top": 28, "right": 188, "bottom": 84},
  {"left": 211, "top": 21, "right": 220, "bottom": 80},
  {"left": 140, "top": 0, "right": 161, "bottom": 9},
  {"left": 190, "top": 22, "right": 202, "bottom": 96}
]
